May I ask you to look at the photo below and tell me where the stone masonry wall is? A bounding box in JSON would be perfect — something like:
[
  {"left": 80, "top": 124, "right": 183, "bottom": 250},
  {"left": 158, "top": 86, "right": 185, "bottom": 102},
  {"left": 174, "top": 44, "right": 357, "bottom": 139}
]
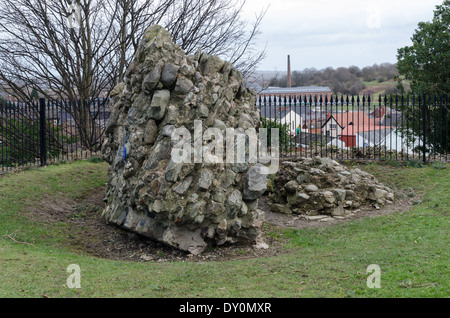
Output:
[{"left": 101, "top": 25, "right": 267, "bottom": 255}]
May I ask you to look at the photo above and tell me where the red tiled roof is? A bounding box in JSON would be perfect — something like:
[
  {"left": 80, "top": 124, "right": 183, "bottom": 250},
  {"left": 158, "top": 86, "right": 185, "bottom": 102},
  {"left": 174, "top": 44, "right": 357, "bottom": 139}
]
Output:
[
  {"left": 327, "top": 111, "right": 378, "bottom": 128},
  {"left": 340, "top": 125, "right": 392, "bottom": 136},
  {"left": 323, "top": 111, "right": 386, "bottom": 136}
]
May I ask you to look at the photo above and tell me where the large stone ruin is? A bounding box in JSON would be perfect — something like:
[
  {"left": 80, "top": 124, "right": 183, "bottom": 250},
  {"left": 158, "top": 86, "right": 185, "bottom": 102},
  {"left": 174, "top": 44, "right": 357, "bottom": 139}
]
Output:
[
  {"left": 268, "top": 157, "right": 395, "bottom": 216},
  {"left": 101, "top": 25, "right": 267, "bottom": 255}
]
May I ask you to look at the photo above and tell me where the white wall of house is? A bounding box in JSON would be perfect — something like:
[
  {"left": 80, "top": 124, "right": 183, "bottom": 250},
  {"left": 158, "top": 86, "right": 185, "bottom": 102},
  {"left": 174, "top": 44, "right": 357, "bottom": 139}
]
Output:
[
  {"left": 354, "top": 133, "right": 375, "bottom": 148},
  {"left": 353, "top": 129, "right": 422, "bottom": 154},
  {"left": 279, "top": 110, "right": 303, "bottom": 135},
  {"left": 379, "top": 129, "right": 422, "bottom": 154}
]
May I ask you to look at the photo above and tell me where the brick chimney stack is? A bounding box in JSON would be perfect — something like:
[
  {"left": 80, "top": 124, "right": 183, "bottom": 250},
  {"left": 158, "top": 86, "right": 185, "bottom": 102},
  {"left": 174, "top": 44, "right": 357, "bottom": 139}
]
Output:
[{"left": 287, "top": 55, "right": 292, "bottom": 88}]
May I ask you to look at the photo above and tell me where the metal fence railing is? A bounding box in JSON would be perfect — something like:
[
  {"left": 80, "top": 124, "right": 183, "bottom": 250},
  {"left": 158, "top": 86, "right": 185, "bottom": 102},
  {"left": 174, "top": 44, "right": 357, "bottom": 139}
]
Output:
[
  {"left": 1, "top": 93, "right": 448, "bottom": 173},
  {"left": 257, "top": 94, "right": 449, "bottom": 162},
  {"left": 1, "top": 98, "right": 109, "bottom": 172}
]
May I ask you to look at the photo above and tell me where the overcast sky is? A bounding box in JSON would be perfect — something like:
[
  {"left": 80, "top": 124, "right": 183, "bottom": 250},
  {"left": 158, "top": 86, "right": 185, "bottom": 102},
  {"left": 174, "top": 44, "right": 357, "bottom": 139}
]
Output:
[{"left": 242, "top": 0, "right": 443, "bottom": 71}]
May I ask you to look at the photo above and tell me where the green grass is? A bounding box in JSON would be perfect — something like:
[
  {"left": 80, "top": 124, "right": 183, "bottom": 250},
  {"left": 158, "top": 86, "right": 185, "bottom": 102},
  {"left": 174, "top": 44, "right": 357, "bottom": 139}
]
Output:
[
  {"left": 0, "top": 161, "right": 108, "bottom": 248},
  {"left": 0, "top": 161, "right": 448, "bottom": 298},
  {"left": 362, "top": 80, "right": 382, "bottom": 88},
  {"left": 361, "top": 79, "right": 399, "bottom": 100}
]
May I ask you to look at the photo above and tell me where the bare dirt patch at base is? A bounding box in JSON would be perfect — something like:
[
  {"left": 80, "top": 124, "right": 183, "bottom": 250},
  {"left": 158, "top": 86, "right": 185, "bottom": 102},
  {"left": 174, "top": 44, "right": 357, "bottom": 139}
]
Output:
[
  {"left": 23, "top": 187, "right": 289, "bottom": 263},
  {"left": 22, "top": 183, "right": 417, "bottom": 263}
]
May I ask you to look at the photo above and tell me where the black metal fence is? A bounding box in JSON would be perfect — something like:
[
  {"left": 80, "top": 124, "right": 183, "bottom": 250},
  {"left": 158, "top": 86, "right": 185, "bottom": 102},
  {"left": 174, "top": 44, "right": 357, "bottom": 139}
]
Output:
[
  {"left": 1, "top": 98, "right": 109, "bottom": 172},
  {"left": 258, "top": 94, "right": 449, "bottom": 162},
  {"left": 1, "top": 93, "right": 448, "bottom": 172}
]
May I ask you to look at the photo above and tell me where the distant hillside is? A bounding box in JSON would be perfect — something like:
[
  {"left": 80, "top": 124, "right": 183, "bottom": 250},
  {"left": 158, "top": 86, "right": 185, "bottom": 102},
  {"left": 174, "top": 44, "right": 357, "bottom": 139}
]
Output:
[
  {"left": 252, "top": 63, "right": 408, "bottom": 96},
  {"left": 360, "top": 79, "right": 406, "bottom": 100}
]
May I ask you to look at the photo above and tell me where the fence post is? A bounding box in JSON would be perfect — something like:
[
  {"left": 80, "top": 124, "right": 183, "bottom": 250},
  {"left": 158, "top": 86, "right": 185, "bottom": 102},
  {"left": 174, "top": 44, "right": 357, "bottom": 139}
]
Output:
[
  {"left": 422, "top": 93, "right": 427, "bottom": 164},
  {"left": 39, "top": 98, "right": 47, "bottom": 166}
]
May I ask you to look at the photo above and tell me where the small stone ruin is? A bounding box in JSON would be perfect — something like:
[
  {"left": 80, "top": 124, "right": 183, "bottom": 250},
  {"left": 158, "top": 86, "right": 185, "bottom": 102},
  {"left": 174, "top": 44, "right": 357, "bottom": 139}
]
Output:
[
  {"left": 268, "top": 157, "right": 395, "bottom": 216},
  {"left": 101, "top": 25, "right": 267, "bottom": 255}
]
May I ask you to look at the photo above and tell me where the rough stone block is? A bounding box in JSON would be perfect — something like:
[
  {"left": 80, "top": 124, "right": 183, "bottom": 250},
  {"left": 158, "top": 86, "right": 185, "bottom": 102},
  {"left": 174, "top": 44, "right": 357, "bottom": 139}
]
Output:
[{"left": 101, "top": 25, "right": 264, "bottom": 255}]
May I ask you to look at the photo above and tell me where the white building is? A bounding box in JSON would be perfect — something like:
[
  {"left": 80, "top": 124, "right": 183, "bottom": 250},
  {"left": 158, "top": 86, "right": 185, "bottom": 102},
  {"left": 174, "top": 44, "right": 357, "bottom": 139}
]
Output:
[{"left": 356, "top": 128, "right": 422, "bottom": 154}]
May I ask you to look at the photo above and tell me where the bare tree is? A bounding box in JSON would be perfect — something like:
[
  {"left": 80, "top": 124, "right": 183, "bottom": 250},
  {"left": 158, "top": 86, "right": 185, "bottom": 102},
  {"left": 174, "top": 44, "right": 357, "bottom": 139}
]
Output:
[
  {"left": 112, "top": 0, "right": 176, "bottom": 83},
  {"left": 247, "top": 71, "right": 280, "bottom": 94},
  {"left": 0, "top": 0, "right": 266, "bottom": 149},
  {"left": 0, "top": 0, "right": 118, "bottom": 101},
  {"left": 162, "top": 0, "right": 267, "bottom": 77},
  {"left": 0, "top": 0, "right": 121, "bottom": 149},
  {"left": 111, "top": 0, "right": 267, "bottom": 81}
]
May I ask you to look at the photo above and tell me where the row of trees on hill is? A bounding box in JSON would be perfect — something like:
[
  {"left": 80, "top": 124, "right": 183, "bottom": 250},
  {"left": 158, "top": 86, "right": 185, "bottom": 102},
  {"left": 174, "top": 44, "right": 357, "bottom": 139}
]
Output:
[{"left": 274, "top": 63, "right": 399, "bottom": 95}]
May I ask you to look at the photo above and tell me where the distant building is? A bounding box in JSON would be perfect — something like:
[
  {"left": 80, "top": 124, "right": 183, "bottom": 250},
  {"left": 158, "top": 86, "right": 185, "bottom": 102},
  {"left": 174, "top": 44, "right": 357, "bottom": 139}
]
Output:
[
  {"left": 357, "top": 128, "right": 393, "bottom": 147},
  {"left": 374, "top": 129, "right": 422, "bottom": 155},
  {"left": 379, "top": 108, "right": 404, "bottom": 127},
  {"left": 259, "top": 107, "right": 304, "bottom": 135},
  {"left": 321, "top": 109, "right": 393, "bottom": 148},
  {"left": 258, "top": 99, "right": 332, "bottom": 138},
  {"left": 340, "top": 125, "right": 392, "bottom": 148},
  {"left": 258, "top": 86, "right": 332, "bottom": 101},
  {"left": 321, "top": 111, "right": 383, "bottom": 138}
]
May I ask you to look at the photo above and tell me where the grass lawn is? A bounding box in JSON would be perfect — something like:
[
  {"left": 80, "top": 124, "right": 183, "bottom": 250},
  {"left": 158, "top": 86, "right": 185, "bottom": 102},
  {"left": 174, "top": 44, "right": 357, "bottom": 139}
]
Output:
[{"left": 0, "top": 160, "right": 448, "bottom": 298}]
